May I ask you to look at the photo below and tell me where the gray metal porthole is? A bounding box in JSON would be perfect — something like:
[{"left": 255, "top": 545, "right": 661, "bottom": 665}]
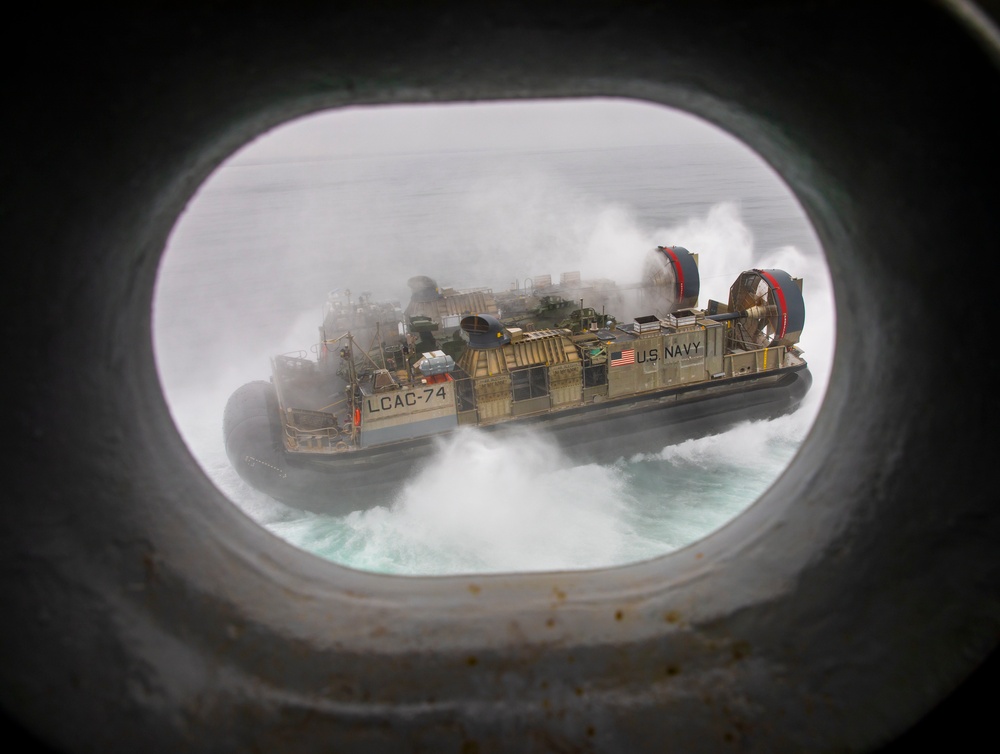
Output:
[{"left": 2, "top": 3, "right": 998, "bottom": 753}]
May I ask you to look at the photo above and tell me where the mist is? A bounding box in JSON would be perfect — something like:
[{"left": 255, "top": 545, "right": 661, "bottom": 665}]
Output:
[{"left": 152, "top": 99, "right": 833, "bottom": 574}]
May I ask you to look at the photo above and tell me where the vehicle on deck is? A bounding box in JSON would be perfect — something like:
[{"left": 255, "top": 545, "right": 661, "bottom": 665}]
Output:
[{"left": 224, "top": 246, "right": 811, "bottom": 514}]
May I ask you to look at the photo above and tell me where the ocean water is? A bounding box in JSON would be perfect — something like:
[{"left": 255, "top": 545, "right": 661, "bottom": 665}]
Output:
[{"left": 153, "top": 122, "right": 834, "bottom": 576}]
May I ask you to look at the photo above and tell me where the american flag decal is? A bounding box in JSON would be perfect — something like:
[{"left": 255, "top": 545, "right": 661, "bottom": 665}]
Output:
[{"left": 611, "top": 349, "right": 635, "bottom": 366}]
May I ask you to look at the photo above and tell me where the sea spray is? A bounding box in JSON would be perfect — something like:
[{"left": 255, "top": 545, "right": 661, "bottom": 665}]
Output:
[
  {"left": 287, "top": 427, "right": 646, "bottom": 574},
  {"left": 161, "top": 196, "right": 828, "bottom": 574},
  {"left": 266, "top": 413, "right": 811, "bottom": 575},
  {"left": 652, "top": 201, "right": 756, "bottom": 304},
  {"left": 622, "top": 413, "right": 810, "bottom": 551},
  {"left": 457, "top": 166, "right": 653, "bottom": 289},
  {"left": 153, "top": 134, "right": 833, "bottom": 575}
]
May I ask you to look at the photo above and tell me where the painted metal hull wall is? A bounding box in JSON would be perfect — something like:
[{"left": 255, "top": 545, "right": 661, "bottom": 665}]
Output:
[
  {"left": 608, "top": 322, "right": 729, "bottom": 397},
  {"left": 359, "top": 380, "right": 459, "bottom": 448}
]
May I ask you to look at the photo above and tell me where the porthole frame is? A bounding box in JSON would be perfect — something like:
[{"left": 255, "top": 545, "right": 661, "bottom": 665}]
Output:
[{"left": 3, "top": 2, "right": 998, "bottom": 752}]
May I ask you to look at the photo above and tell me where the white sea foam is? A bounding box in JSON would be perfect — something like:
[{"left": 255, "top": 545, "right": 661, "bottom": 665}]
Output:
[
  {"left": 153, "top": 120, "right": 834, "bottom": 576},
  {"left": 327, "top": 428, "right": 640, "bottom": 574}
]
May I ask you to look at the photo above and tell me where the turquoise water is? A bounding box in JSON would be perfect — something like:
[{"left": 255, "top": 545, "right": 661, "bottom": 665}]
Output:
[
  {"left": 263, "top": 411, "right": 812, "bottom": 575},
  {"left": 154, "top": 119, "right": 833, "bottom": 575}
]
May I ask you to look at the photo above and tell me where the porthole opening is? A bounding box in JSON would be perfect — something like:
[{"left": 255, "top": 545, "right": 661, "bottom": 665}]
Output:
[{"left": 152, "top": 98, "right": 834, "bottom": 575}]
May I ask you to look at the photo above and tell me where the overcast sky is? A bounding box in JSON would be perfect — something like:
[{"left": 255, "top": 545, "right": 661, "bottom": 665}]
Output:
[{"left": 231, "top": 97, "right": 736, "bottom": 163}]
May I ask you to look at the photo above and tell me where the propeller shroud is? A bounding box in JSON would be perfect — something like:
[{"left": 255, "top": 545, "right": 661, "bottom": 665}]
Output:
[{"left": 726, "top": 268, "right": 805, "bottom": 349}]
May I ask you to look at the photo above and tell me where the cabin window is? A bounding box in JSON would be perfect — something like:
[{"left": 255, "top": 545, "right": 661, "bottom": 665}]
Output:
[
  {"left": 454, "top": 374, "right": 478, "bottom": 412},
  {"left": 583, "top": 361, "right": 607, "bottom": 387},
  {"left": 511, "top": 365, "right": 549, "bottom": 402}
]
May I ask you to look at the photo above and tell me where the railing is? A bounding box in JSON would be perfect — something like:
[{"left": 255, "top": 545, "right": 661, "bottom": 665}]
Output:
[{"left": 283, "top": 408, "right": 355, "bottom": 452}]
